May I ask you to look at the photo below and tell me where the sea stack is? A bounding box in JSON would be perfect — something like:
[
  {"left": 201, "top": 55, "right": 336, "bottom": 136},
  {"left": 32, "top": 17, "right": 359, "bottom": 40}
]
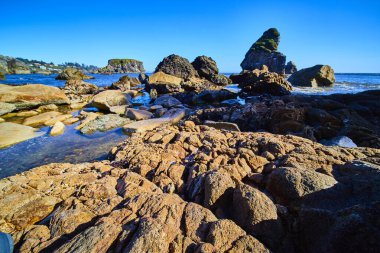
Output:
[
  {"left": 241, "top": 28, "right": 286, "bottom": 74},
  {"left": 99, "top": 59, "right": 145, "bottom": 73}
]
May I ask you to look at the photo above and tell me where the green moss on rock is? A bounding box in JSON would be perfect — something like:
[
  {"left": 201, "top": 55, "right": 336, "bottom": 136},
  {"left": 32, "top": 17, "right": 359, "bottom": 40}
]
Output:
[
  {"left": 108, "top": 59, "right": 143, "bottom": 66},
  {"left": 251, "top": 28, "right": 280, "bottom": 53}
]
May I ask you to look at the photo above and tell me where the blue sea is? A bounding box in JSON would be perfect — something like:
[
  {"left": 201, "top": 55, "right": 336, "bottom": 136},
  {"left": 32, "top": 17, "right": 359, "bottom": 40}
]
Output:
[{"left": 0, "top": 72, "right": 379, "bottom": 178}]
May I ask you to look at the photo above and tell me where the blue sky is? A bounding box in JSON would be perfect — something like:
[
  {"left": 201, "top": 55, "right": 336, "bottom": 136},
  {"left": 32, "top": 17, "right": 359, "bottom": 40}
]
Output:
[{"left": 1, "top": 0, "right": 379, "bottom": 73}]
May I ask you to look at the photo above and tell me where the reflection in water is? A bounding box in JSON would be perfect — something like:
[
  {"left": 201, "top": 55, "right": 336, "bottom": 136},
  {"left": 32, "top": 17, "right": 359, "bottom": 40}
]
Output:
[{"left": 0, "top": 122, "right": 127, "bottom": 179}]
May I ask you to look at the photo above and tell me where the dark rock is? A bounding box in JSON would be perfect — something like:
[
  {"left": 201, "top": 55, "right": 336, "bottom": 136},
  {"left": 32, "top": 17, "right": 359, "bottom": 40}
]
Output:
[
  {"left": 241, "top": 28, "right": 286, "bottom": 74},
  {"left": 191, "top": 56, "right": 219, "bottom": 79},
  {"left": 232, "top": 66, "right": 292, "bottom": 96},
  {"left": 153, "top": 94, "right": 182, "bottom": 108},
  {"left": 192, "top": 90, "right": 238, "bottom": 104},
  {"left": 138, "top": 73, "right": 149, "bottom": 84},
  {"left": 209, "top": 74, "right": 232, "bottom": 86},
  {"left": 285, "top": 61, "right": 297, "bottom": 74},
  {"left": 288, "top": 65, "right": 335, "bottom": 87},
  {"left": 155, "top": 54, "right": 198, "bottom": 80}
]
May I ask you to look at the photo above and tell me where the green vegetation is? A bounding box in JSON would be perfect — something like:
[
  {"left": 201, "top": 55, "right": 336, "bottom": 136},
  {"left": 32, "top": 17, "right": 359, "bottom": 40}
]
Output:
[
  {"left": 108, "top": 59, "right": 142, "bottom": 66},
  {"left": 251, "top": 28, "right": 280, "bottom": 53},
  {"left": 0, "top": 72, "right": 5, "bottom": 80}
]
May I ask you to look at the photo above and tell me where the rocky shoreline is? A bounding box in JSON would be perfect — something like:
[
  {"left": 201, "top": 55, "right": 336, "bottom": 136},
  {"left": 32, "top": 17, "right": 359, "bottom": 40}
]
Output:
[{"left": 0, "top": 28, "right": 380, "bottom": 252}]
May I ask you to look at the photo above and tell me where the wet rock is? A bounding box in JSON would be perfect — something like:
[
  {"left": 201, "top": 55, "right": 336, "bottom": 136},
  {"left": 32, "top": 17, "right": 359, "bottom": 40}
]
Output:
[
  {"left": 90, "top": 90, "right": 130, "bottom": 111},
  {"left": 0, "top": 84, "right": 69, "bottom": 111},
  {"left": 288, "top": 65, "right": 335, "bottom": 87},
  {"left": 193, "top": 89, "right": 238, "bottom": 104},
  {"left": 123, "top": 108, "right": 185, "bottom": 133},
  {"left": 153, "top": 94, "right": 182, "bottom": 108},
  {"left": 0, "top": 122, "right": 43, "bottom": 148},
  {"left": 155, "top": 54, "right": 199, "bottom": 80},
  {"left": 50, "top": 121, "right": 65, "bottom": 136},
  {"left": 125, "top": 108, "right": 154, "bottom": 120},
  {"left": 23, "top": 111, "right": 62, "bottom": 127},
  {"left": 321, "top": 136, "right": 357, "bottom": 148},
  {"left": 241, "top": 28, "right": 286, "bottom": 74},
  {"left": 15, "top": 110, "right": 39, "bottom": 117},
  {"left": 285, "top": 61, "right": 297, "bottom": 74},
  {"left": 55, "top": 67, "right": 94, "bottom": 80},
  {"left": 80, "top": 114, "right": 130, "bottom": 134}
]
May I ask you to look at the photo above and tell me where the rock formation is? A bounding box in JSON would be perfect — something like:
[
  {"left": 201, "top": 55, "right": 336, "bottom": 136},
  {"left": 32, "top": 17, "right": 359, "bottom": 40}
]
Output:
[
  {"left": 155, "top": 54, "right": 199, "bottom": 80},
  {"left": 6, "top": 59, "right": 31, "bottom": 74},
  {"left": 230, "top": 65, "right": 292, "bottom": 96},
  {"left": 241, "top": 28, "right": 287, "bottom": 74},
  {"left": 110, "top": 75, "right": 141, "bottom": 92},
  {"left": 192, "top": 56, "right": 232, "bottom": 86},
  {"left": 285, "top": 61, "right": 297, "bottom": 74},
  {"left": 98, "top": 59, "right": 145, "bottom": 73},
  {"left": 288, "top": 65, "right": 335, "bottom": 87},
  {"left": 90, "top": 90, "right": 131, "bottom": 112},
  {"left": 0, "top": 84, "right": 69, "bottom": 114},
  {"left": 55, "top": 67, "right": 94, "bottom": 80},
  {"left": 188, "top": 90, "right": 380, "bottom": 148},
  {"left": 1, "top": 124, "right": 379, "bottom": 252}
]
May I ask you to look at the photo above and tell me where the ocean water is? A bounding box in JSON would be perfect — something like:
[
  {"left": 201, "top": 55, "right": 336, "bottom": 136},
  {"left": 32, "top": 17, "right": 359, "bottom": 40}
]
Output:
[{"left": 0, "top": 72, "right": 379, "bottom": 178}]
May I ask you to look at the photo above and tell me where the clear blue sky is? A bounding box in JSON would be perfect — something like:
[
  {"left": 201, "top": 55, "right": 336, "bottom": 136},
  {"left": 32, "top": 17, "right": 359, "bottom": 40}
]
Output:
[{"left": 1, "top": 0, "right": 379, "bottom": 73}]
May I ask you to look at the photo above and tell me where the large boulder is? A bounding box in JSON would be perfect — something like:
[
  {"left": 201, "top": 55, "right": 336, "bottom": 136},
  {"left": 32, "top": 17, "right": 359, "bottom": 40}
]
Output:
[
  {"left": 146, "top": 71, "right": 183, "bottom": 94},
  {"left": 0, "top": 84, "right": 69, "bottom": 112},
  {"left": 241, "top": 28, "right": 286, "bottom": 74},
  {"left": 191, "top": 56, "right": 219, "bottom": 79},
  {"left": 63, "top": 80, "right": 98, "bottom": 94},
  {"left": 155, "top": 54, "right": 199, "bottom": 80},
  {"left": 288, "top": 65, "right": 335, "bottom": 87},
  {"left": 231, "top": 66, "right": 292, "bottom": 96},
  {"left": 55, "top": 67, "right": 94, "bottom": 80},
  {"left": 285, "top": 61, "right": 297, "bottom": 74},
  {"left": 90, "top": 90, "right": 130, "bottom": 111}
]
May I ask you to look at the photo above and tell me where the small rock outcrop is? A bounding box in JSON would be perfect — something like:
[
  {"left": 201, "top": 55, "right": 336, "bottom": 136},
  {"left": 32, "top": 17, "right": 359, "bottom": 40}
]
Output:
[
  {"left": 63, "top": 80, "right": 98, "bottom": 95},
  {"left": 90, "top": 90, "right": 130, "bottom": 111},
  {"left": 155, "top": 54, "right": 199, "bottom": 80},
  {"left": 241, "top": 28, "right": 286, "bottom": 74},
  {"left": 192, "top": 56, "right": 232, "bottom": 86},
  {"left": 110, "top": 75, "right": 140, "bottom": 91},
  {"left": 98, "top": 59, "right": 145, "bottom": 73},
  {"left": 288, "top": 65, "right": 335, "bottom": 87},
  {"left": 230, "top": 66, "right": 292, "bottom": 96},
  {"left": 285, "top": 61, "right": 297, "bottom": 74},
  {"left": 55, "top": 67, "right": 94, "bottom": 80}
]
